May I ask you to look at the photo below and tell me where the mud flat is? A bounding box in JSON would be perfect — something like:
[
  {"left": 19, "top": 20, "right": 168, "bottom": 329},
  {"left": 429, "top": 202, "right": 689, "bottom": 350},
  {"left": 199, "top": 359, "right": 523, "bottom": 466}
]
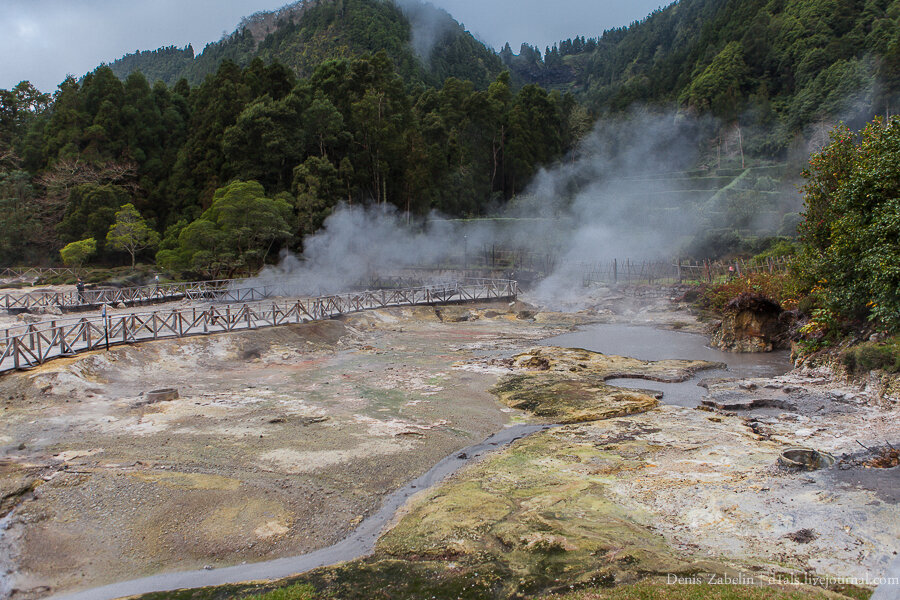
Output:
[
  {"left": 132, "top": 338, "right": 897, "bottom": 599},
  {"left": 3, "top": 288, "right": 898, "bottom": 600},
  {"left": 0, "top": 301, "right": 563, "bottom": 599}
]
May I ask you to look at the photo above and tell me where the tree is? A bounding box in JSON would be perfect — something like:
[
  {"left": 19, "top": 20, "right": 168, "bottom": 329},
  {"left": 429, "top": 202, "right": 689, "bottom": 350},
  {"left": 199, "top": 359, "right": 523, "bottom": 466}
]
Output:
[
  {"left": 293, "top": 155, "right": 342, "bottom": 236},
  {"left": 797, "top": 116, "right": 900, "bottom": 330},
  {"left": 57, "top": 183, "right": 131, "bottom": 251},
  {"left": 106, "top": 203, "right": 160, "bottom": 267},
  {"left": 60, "top": 238, "right": 97, "bottom": 268},
  {"left": 681, "top": 41, "right": 749, "bottom": 120},
  {"left": 157, "top": 180, "right": 293, "bottom": 277},
  {"left": 0, "top": 170, "right": 40, "bottom": 265}
]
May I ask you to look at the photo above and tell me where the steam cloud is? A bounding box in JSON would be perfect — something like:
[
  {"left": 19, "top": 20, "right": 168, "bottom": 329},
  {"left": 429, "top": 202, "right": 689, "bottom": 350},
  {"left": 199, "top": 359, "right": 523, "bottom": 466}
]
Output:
[
  {"left": 395, "top": 0, "right": 458, "bottom": 60},
  {"left": 246, "top": 108, "right": 796, "bottom": 305}
]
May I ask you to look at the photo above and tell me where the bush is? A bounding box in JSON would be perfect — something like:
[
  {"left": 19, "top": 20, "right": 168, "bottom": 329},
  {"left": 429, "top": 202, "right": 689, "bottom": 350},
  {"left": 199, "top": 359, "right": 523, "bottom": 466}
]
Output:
[
  {"left": 796, "top": 116, "right": 900, "bottom": 331},
  {"left": 700, "top": 272, "right": 795, "bottom": 312},
  {"left": 841, "top": 336, "right": 900, "bottom": 374},
  {"left": 59, "top": 237, "right": 97, "bottom": 268},
  {"left": 753, "top": 238, "right": 800, "bottom": 262}
]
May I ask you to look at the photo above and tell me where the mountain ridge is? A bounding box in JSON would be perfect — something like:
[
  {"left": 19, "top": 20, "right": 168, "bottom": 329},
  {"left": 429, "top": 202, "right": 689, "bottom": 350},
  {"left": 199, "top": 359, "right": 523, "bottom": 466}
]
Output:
[{"left": 105, "top": 0, "right": 503, "bottom": 90}]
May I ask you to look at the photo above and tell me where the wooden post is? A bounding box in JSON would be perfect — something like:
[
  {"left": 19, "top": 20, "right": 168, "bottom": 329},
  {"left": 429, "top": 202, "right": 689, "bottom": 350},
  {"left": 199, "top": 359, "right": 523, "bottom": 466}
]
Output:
[{"left": 613, "top": 258, "right": 617, "bottom": 284}]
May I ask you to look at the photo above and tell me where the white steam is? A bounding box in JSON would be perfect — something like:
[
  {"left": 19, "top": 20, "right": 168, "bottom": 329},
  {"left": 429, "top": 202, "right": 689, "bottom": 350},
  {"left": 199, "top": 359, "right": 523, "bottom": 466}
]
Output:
[
  {"left": 395, "top": 0, "right": 458, "bottom": 60},
  {"left": 247, "top": 108, "right": 796, "bottom": 305}
]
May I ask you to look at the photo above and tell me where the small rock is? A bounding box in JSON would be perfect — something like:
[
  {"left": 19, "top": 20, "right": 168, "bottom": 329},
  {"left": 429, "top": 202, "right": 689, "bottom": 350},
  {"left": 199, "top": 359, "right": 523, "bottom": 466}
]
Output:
[{"left": 784, "top": 528, "right": 818, "bottom": 544}]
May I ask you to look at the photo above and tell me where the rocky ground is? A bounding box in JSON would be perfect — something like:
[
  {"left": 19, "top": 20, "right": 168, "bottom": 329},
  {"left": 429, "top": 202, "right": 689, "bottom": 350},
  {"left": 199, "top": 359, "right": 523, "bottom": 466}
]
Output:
[
  {"left": 0, "top": 301, "right": 568, "bottom": 599},
  {"left": 1, "top": 285, "right": 898, "bottom": 600}
]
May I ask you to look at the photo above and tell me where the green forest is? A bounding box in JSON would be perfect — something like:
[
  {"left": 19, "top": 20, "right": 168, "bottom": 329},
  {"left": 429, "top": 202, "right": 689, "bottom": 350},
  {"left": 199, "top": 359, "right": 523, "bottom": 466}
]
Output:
[
  {"left": 1, "top": 0, "right": 899, "bottom": 275},
  {"left": 509, "top": 0, "right": 900, "bottom": 151}
]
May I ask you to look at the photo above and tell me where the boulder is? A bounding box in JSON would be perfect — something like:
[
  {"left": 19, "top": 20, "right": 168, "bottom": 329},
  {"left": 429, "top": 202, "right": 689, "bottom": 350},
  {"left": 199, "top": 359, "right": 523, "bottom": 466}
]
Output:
[{"left": 710, "top": 293, "right": 788, "bottom": 352}]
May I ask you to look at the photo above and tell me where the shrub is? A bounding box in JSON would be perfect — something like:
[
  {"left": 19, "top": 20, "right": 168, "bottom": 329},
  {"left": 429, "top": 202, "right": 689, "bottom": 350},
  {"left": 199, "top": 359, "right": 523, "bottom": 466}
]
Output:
[
  {"left": 841, "top": 336, "right": 900, "bottom": 374},
  {"left": 700, "top": 272, "right": 795, "bottom": 312},
  {"left": 796, "top": 116, "right": 900, "bottom": 331}
]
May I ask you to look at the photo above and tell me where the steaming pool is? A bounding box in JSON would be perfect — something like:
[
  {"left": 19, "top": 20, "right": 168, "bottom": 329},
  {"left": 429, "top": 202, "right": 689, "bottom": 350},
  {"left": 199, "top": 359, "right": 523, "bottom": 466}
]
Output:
[{"left": 540, "top": 323, "right": 792, "bottom": 407}]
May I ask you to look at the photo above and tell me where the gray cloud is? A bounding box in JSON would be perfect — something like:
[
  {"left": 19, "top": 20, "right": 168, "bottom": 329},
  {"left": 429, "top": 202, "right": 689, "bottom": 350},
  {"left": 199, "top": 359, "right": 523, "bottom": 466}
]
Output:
[
  {"left": 1, "top": 0, "right": 667, "bottom": 92},
  {"left": 425, "top": 0, "right": 667, "bottom": 51},
  {"left": 0, "top": 0, "right": 291, "bottom": 91}
]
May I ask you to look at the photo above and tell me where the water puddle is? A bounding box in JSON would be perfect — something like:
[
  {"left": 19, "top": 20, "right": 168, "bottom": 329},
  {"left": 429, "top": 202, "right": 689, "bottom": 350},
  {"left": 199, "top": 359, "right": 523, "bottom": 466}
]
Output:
[
  {"left": 0, "top": 509, "right": 16, "bottom": 600},
  {"left": 541, "top": 323, "right": 792, "bottom": 407},
  {"left": 47, "top": 424, "right": 552, "bottom": 600}
]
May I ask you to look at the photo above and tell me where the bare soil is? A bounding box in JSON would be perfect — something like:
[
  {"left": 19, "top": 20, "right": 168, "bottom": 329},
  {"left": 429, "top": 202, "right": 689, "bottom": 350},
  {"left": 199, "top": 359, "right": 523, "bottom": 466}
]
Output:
[
  {"left": 0, "top": 302, "right": 562, "bottom": 599},
  {"left": 2, "top": 287, "right": 898, "bottom": 600}
]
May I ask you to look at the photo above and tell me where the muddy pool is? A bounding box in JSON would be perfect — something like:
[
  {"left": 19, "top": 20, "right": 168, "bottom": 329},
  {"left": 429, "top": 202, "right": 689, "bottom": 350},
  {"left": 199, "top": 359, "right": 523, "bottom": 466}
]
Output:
[{"left": 541, "top": 323, "right": 792, "bottom": 406}]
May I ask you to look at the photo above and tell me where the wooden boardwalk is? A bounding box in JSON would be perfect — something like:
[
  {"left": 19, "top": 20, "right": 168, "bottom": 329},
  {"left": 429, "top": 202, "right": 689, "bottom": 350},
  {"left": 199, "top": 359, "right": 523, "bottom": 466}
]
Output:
[
  {"left": 0, "top": 276, "right": 438, "bottom": 312},
  {"left": 3, "top": 279, "right": 240, "bottom": 311},
  {"left": 0, "top": 279, "right": 517, "bottom": 374}
]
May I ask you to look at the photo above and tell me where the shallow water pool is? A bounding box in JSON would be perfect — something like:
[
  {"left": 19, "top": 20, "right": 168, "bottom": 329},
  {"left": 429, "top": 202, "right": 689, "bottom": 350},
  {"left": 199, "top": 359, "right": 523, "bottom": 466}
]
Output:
[{"left": 541, "top": 323, "right": 792, "bottom": 407}]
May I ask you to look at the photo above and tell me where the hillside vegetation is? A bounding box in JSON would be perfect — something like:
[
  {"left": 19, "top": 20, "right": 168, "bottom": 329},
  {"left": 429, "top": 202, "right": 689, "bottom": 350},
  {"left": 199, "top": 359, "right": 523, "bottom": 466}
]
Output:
[
  {"left": 106, "top": 0, "right": 502, "bottom": 90},
  {"left": 507, "top": 0, "right": 900, "bottom": 154},
  {"left": 0, "top": 54, "right": 576, "bottom": 273},
  {"left": 2, "top": 0, "right": 899, "bottom": 274}
]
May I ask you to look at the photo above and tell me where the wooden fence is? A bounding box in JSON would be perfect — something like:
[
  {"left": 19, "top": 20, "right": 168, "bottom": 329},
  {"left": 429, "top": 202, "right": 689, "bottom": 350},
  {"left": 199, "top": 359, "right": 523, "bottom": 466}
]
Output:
[
  {"left": 0, "top": 279, "right": 517, "bottom": 373},
  {"left": 581, "top": 256, "right": 792, "bottom": 286},
  {"left": 1, "top": 279, "right": 237, "bottom": 311},
  {"left": 0, "top": 267, "right": 80, "bottom": 280},
  {"left": 0, "top": 275, "right": 444, "bottom": 312}
]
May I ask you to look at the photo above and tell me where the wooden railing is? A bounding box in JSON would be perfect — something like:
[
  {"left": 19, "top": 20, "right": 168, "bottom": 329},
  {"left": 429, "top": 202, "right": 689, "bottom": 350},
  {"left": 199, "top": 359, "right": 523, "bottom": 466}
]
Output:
[
  {"left": 0, "top": 267, "right": 80, "bottom": 280},
  {"left": 1, "top": 279, "right": 236, "bottom": 311},
  {"left": 0, "top": 279, "right": 517, "bottom": 373},
  {"left": 0, "top": 275, "right": 443, "bottom": 312}
]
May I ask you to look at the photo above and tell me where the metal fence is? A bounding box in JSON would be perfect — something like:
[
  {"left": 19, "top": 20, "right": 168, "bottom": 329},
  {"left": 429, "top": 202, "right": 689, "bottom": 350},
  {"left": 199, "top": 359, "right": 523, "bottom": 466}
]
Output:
[
  {"left": 0, "top": 279, "right": 517, "bottom": 373},
  {"left": 581, "top": 257, "right": 792, "bottom": 286}
]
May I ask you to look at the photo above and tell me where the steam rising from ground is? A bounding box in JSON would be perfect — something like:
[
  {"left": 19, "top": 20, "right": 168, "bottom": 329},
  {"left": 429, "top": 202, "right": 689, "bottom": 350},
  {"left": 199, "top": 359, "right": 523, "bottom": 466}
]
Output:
[
  {"left": 248, "top": 109, "right": 773, "bottom": 305},
  {"left": 396, "top": 0, "right": 458, "bottom": 60}
]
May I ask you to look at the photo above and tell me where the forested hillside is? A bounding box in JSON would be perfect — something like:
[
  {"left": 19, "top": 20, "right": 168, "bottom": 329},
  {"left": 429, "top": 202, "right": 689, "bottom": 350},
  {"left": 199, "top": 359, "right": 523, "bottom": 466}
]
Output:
[
  {"left": 2, "top": 0, "right": 899, "bottom": 272},
  {"left": 107, "top": 0, "right": 502, "bottom": 90},
  {"left": 506, "top": 0, "right": 900, "bottom": 154},
  {"left": 0, "top": 52, "right": 576, "bottom": 272}
]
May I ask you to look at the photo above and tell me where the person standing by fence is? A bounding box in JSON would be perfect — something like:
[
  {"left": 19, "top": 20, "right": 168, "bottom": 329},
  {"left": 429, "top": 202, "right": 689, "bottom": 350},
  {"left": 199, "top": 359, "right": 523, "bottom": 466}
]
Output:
[{"left": 76, "top": 278, "right": 85, "bottom": 303}]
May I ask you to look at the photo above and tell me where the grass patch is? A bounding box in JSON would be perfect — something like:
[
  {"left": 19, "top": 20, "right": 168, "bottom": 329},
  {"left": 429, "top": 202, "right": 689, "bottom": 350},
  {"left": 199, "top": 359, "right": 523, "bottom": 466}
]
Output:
[
  {"left": 243, "top": 583, "right": 318, "bottom": 600},
  {"left": 543, "top": 581, "right": 869, "bottom": 599},
  {"left": 841, "top": 336, "right": 900, "bottom": 374}
]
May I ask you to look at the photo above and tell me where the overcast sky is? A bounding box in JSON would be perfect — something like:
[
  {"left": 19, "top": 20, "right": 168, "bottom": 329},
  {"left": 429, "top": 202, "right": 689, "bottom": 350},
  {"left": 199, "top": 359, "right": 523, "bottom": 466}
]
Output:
[{"left": 1, "top": 0, "right": 666, "bottom": 92}]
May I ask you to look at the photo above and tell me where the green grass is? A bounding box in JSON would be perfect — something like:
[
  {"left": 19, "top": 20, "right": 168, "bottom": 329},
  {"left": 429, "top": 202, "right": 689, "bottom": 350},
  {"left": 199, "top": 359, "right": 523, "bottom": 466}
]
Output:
[
  {"left": 543, "top": 581, "right": 869, "bottom": 600},
  {"left": 243, "top": 584, "right": 317, "bottom": 600},
  {"left": 841, "top": 336, "right": 900, "bottom": 374}
]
